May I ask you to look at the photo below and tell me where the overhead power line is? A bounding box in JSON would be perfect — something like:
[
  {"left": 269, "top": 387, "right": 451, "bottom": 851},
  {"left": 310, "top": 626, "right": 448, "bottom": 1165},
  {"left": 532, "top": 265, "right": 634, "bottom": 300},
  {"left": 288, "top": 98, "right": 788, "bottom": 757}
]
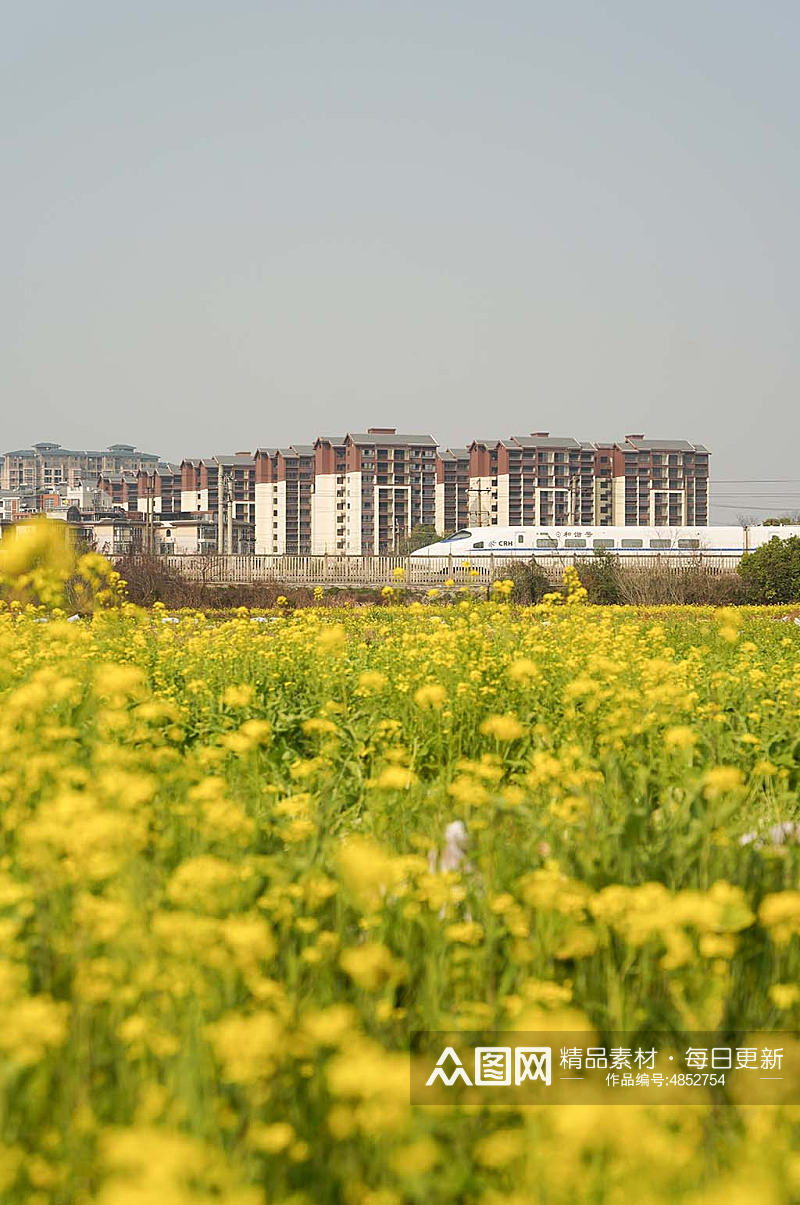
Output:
[{"left": 712, "top": 503, "right": 800, "bottom": 512}]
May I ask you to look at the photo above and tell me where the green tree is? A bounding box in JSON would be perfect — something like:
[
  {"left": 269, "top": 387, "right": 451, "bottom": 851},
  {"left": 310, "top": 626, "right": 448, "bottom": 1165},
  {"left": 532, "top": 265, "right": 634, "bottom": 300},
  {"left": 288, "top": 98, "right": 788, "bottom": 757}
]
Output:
[
  {"left": 738, "top": 536, "right": 800, "bottom": 602},
  {"left": 398, "top": 525, "right": 444, "bottom": 554}
]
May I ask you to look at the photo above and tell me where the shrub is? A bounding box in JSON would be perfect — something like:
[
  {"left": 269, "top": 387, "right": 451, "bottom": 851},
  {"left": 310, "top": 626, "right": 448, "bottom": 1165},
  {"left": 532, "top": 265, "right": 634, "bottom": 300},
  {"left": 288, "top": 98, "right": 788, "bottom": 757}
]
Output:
[
  {"left": 738, "top": 536, "right": 800, "bottom": 603},
  {"left": 507, "top": 557, "right": 552, "bottom": 604},
  {"left": 615, "top": 561, "right": 746, "bottom": 606},
  {"left": 116, "top": 556, "right": 385, "bottom": 609},
  {"left": 113, "top": 554, "right": 187, "bottom": 607},
  {"left": 580, "top": 550, "right": 623, "bottom": 604}
]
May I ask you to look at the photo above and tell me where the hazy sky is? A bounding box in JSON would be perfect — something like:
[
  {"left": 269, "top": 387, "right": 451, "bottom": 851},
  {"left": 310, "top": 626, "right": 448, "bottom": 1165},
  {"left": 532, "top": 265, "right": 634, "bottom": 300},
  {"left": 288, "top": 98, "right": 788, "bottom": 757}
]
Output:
[{"left": 4, "top": 1, "right": 800, "bottom": 518}]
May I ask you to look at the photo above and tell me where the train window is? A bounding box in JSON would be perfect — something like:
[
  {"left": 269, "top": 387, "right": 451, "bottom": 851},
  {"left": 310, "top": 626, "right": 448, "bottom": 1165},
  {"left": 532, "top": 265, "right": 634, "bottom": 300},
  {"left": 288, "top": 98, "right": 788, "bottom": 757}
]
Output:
[
  {"left": 593, "top": 539, "right": 615, "bottom": 549},
  {"left": 565, "top": 538, "right": 587, "bottom": 548},
  {"left": 621, "top": 539, "right": 643, "bottom": 548},
  {"left": 678, "top": 539, "right": 700, "bottom": 549},
  {"left": 472, "top": 541, "right": 484, "bottom": 549},
  {"left": 446, "top": 530, "right": 472, "bottom": 541},
  {"left": 649, "top": 539, "right": 671, "bottom": 549},
  {"left": 517, "top": 534, "right": 525, "bottom": 543},
  {"left": 536, "top": 537, "right": 558, "bottom": 548}
]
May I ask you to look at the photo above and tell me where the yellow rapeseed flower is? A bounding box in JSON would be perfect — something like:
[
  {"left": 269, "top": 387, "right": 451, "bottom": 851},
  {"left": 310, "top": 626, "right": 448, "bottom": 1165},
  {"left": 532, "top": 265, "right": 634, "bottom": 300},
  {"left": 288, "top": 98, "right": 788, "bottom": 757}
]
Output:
[
  {"left": 480, "top": 714, "right": 525, "bottom": 741},
  {"left": 413, "top": 683, "right": 448, "bottom": 709},
  {"left": 703, "top": 766, "right": 744, "bottom": 799}
]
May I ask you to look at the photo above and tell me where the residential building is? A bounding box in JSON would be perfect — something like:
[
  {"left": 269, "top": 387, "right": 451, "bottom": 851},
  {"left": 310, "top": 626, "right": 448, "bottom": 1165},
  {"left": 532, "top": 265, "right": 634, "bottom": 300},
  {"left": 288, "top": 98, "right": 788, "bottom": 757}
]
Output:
[
  {"left": 0, "top": 443, "right": 159, "bottom": 491},
  {"left": 1, "top": 429, "right": 710, "bottom": 544},
  {"left": 611, "top": 437, "right": 710, "bottom": 526},
  {"left": 97, "top": 472, "right": 140, "bottom": 511},
  {"left": 180, "top": 458, "right": 218, "bottom": 515},
  {"left": 435, "top": 448, "right": 470, "bottom": 534},
  {"left": 592, "top": 444, "right": 616, "bottom": 525},
  {"left": 215, "top": 454, "right": 256, "bottom": 521},
  {"left": 0, "top": 492, "right": 22, "bottom": 522},
  {"left": 64, "top": 482, "right": 102, "bottom": 512},
  {"left": 180, "top": 454, "right": 256, "bottom": 551},
  {"left": 463, "top": 433, "right": 705, "bottom": 529},
  {"left": 136, "top": 463, "right": 181, "bottom": 517},
  {"left": 467, "top": 435, "right": 606, "bottom": 528},
  {"left": 254, "top": 446, "right": 315, "bottom": 555},
  {"left": 158, "top": 517, "right": 246, "bottom": 554},
  {"left": 84, "top": 513, "right": 250, "bottom": 557},
  {"left": 84, "top": 516, "right": 144, "bottom": 557},
  {"left": 215, "top": 454, "right": 256, "bottom": 553},
  {"left": 466, "top": 439, "right": 500, "bottom": 526},
  {"left": 312, "top": 429, "right": 437, "bottom": 554},
  {"left": 310, "top": 436, "right": 347, "bottom": 553}
]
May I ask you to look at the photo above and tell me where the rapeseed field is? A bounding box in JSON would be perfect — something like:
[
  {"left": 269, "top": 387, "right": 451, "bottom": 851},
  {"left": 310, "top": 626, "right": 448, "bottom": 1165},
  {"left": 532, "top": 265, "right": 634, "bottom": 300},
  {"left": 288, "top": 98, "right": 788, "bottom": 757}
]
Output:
[{"left": 1, "top": 526, "right": 800, "bottom": 1202}]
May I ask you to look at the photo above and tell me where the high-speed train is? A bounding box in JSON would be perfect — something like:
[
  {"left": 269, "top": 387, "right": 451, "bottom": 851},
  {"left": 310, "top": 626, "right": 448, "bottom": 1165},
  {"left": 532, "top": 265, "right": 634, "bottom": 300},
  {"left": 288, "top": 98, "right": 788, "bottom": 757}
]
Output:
[{"left": 410, "top": 525, "right": 800, "bottom": 559}]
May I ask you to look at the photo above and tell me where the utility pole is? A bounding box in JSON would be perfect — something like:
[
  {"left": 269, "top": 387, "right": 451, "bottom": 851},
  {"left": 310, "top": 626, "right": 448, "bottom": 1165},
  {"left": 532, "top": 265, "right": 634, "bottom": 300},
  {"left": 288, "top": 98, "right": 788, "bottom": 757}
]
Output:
[
  {"left": 466, "top": 483, "right": 489, "bottom": 526},
  {"left": 217, "top": 468, "right": 224, "bottom": 554},
  {"left": 216, "top": 469, "right": 234, "bottom": 554},
  {"left": 570, "top": 473, "right": 579, "bottom": 527},
  {"left": 143, "top": 474, "right": 156, "bottom": 555}
]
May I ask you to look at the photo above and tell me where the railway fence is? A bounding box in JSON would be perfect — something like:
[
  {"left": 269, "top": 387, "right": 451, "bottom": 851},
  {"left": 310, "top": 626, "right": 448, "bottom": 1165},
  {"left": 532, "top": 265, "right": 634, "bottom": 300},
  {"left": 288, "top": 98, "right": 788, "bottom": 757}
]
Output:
[{"left": 116, "top": 552, "right": 744, "bottom": 589}]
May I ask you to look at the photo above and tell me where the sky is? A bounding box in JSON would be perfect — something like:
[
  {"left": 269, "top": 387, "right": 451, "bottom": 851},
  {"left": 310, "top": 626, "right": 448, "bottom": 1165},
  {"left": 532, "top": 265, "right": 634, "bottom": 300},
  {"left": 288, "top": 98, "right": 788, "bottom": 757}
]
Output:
[{"left": 4, "top": 1, "right": 800, "bottom": 520}]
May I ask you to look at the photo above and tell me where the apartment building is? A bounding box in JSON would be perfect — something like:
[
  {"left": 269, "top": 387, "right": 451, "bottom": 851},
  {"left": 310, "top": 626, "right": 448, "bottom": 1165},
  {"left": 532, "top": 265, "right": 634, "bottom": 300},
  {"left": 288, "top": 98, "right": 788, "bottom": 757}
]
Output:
[
  {"left": 97, "top": 471, "right": 140, "bottom": 511},
  {"left": 136, "top": 463, "right": 181, "bottom": 517},
  {"left": 504, "top": 436, "right": 597, "bottom": 526},
  {"left": 459, "top": 434, "right": 705, "bottom": 530},
  {"left": 1, "top": 443, "right": 159, "bottom": 491},
  {"left": 158, "top": 517, "right": 249, "bottom": 555},
  {"left": 254, "top": 446, "right": 315, "bottom": 554},
  {"left": 181, "top": 454, "right": 256, "bottom": 551},
  {"left": 435, "top": 448, "right": 470, "bottom": 534},
  {"left": 180, "top": 458, "right": 218, "bottom": 515},
  {"left": 311, "top": 430, "right": 437, "bottom": 554},
  {"left": 611, "top": 437, "right": 710, "bottom": 526},
  {"left": 465, "top": 435, "right": 612, "bottom": 528},
  {"left": 0, "top": 492, "right": 22, "bottom": 522},
  {"left": 3, "top": 430, "right": 709, "bottom": 546},
  {"left": 465, "top": 440, "right": 499, "bottom": 526},
  {"left": 310, "top": 436, "right": 346, "bottom": 553},
  {"left": 215, "top": 454, "right": 257, "bottom": 528}
]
